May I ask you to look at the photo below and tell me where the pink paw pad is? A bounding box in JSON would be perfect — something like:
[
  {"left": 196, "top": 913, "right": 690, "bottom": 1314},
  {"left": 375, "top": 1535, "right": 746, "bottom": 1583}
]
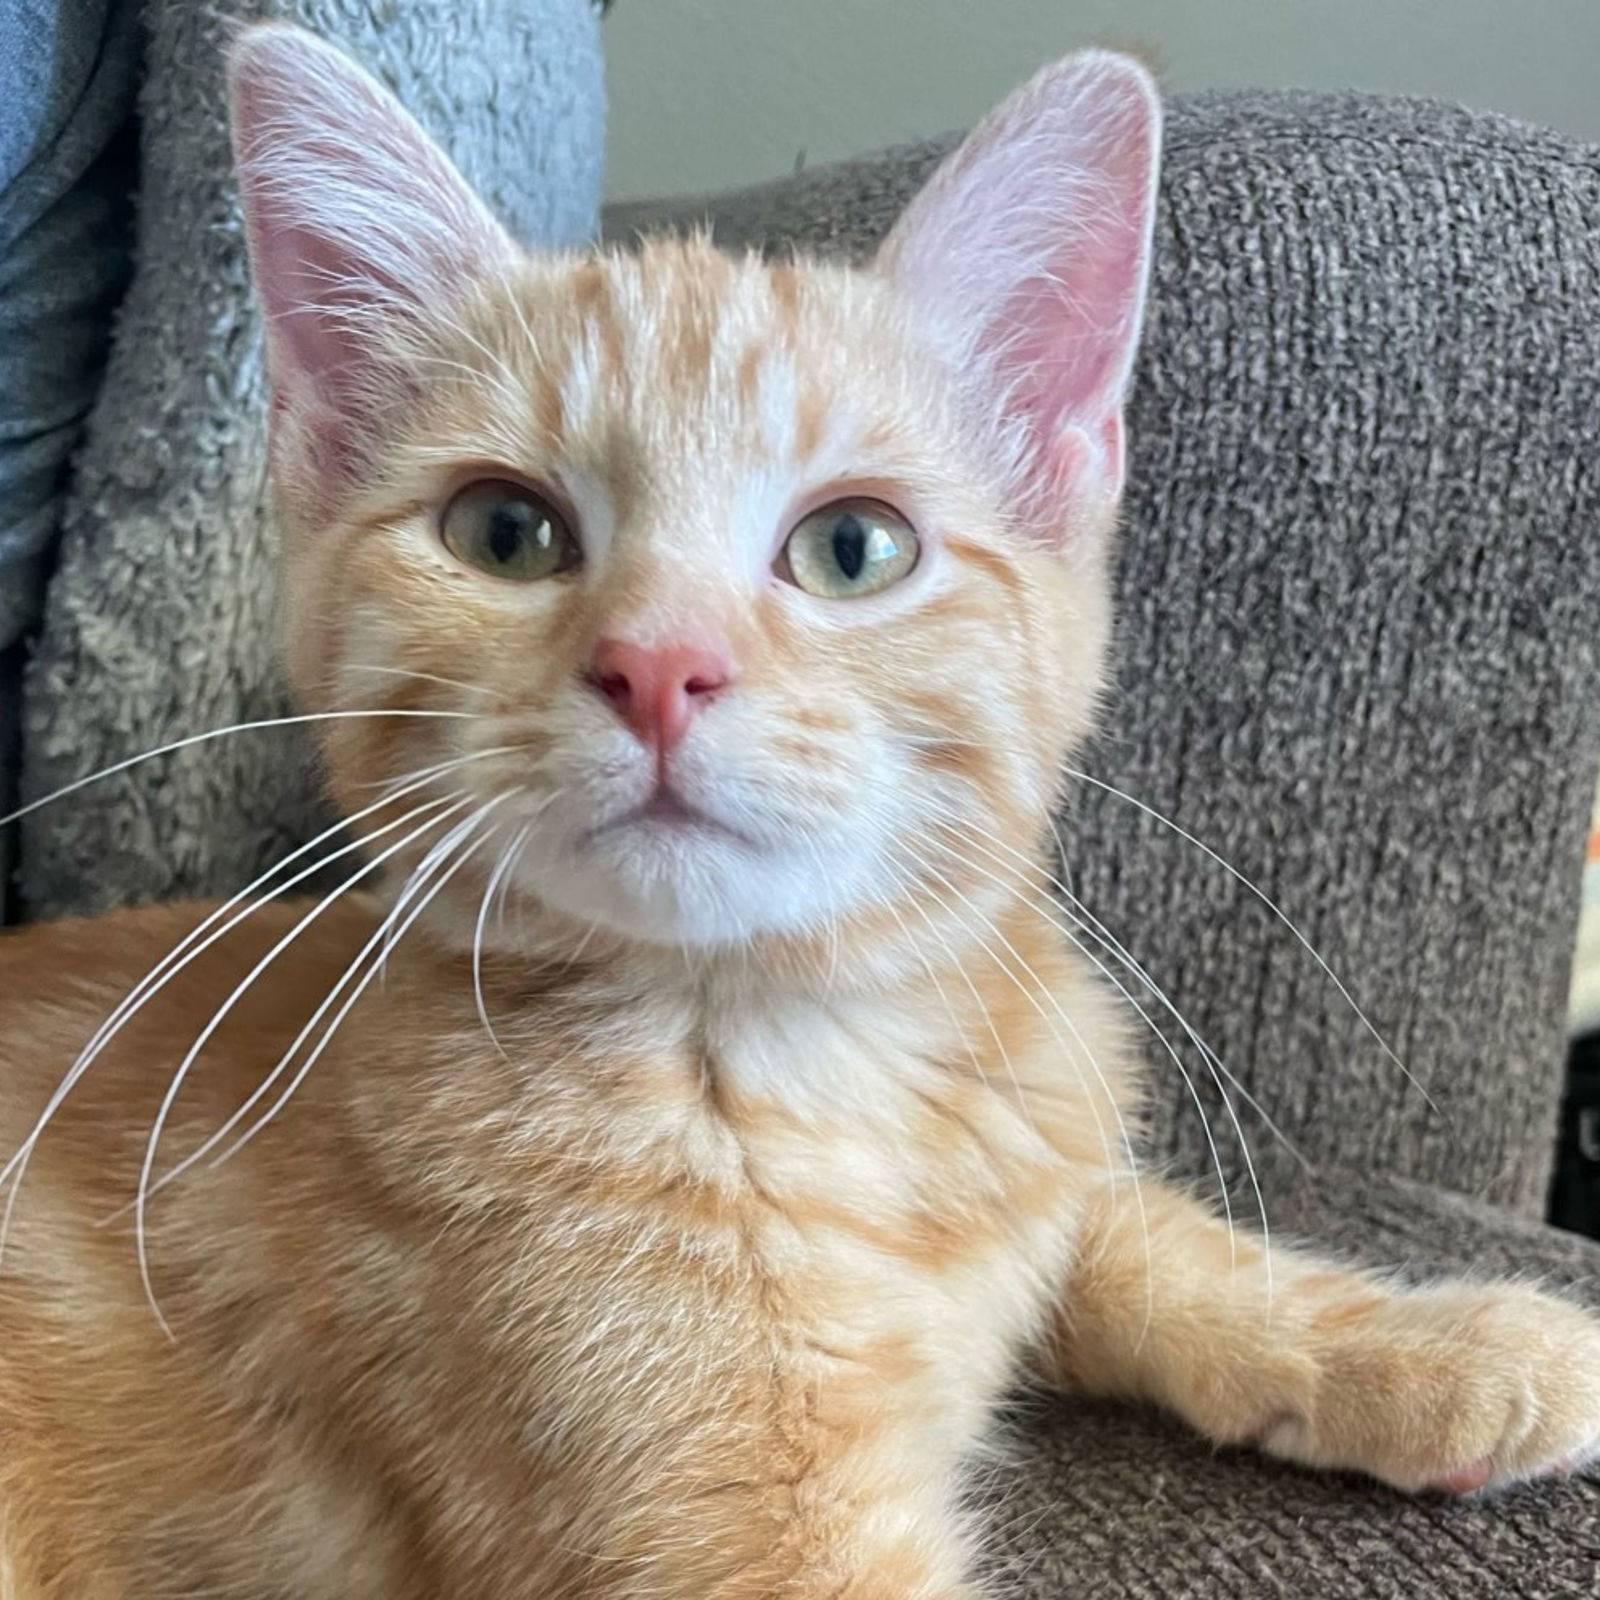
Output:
[{"left": 1430, "top": 1457, "right": 1494, "bottom": 1495}]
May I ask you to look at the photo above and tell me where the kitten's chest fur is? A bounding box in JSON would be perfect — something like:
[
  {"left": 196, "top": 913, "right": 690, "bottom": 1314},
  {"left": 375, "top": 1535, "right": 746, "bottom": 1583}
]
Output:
[
  {"left": 374, "top": 958, "right": 1076, "bottom": 1378},
  {"left": 299, "top": 949, "right": 1093, "bottom": 1579}
]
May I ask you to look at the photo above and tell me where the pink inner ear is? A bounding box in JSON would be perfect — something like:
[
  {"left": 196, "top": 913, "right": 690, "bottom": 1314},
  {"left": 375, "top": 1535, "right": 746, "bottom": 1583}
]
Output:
[
  {"left": 252, "top": 222, "right": 369, "bottom": 415},
  {"left": 227, "top": 25, "right": 518, "bottom": 512},
  {"left": 253, "top": 222, "right": 379, "bottom": 496},
  {"left": 878, "top": 52, "right": 1160, "bottom": 541},
  {"left": 996, "top": 215, "right": 1149, "bottom": 439}
]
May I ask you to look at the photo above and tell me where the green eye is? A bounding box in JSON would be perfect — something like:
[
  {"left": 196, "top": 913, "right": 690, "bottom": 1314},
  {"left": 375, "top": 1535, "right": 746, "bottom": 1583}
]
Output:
[
  {"left": 439, "top": 479, "right": 580, "bottom": 582},
  {"left": 782, "top": 500, "right": 919, "bottom": 599}
]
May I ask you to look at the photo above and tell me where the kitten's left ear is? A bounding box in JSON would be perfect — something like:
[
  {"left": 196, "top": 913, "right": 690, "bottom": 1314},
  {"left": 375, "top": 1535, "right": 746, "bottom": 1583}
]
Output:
[{"left": 877, "top": 52, "right": 1161, "bottom": 545}]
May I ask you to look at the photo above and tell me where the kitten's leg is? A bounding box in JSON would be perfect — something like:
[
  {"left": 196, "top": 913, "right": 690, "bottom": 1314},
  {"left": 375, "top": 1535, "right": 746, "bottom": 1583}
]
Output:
[
  {"left": 631, "top": 1475, "right": 983, "bottom": 1600},
  {"left": 1037, "top": 1177, "right": 1600, "bottom": 1493}
]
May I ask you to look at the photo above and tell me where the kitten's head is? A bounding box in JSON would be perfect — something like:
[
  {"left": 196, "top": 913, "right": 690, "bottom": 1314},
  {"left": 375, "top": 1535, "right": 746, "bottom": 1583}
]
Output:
[{"left": 228, "top": 27, "right": 1159, "bottom": 963}]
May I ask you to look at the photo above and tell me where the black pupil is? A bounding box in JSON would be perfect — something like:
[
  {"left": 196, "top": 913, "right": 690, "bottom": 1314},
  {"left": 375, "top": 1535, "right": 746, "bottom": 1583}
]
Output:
[
  {"left": 832, "top": 513, "right": 868, "bottom": 581},
  {"left": 486, "top": 499, "right": 547, "bottom": 564}
]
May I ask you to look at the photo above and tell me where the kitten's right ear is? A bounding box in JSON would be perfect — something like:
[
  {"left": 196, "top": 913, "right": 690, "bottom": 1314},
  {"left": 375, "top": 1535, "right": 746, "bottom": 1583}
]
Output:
[{"left": 228, "top": 25, "right": 518, "bottom": 518}]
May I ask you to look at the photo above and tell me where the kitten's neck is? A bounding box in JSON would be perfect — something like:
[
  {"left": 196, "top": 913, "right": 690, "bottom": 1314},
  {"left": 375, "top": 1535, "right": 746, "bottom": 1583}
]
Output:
[
  {"left": 440, "top": 867, "right": 1041, "bottom": 1013},
  {"left": 413, "top": 876, "right": 1071, "bottom": 1120}
]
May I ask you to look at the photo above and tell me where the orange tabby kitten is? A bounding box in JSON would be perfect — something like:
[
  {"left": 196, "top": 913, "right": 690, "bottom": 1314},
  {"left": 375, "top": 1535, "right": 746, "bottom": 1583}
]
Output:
[{"left": 0, "top": 25, "right": 1596, "bottom": 1598}]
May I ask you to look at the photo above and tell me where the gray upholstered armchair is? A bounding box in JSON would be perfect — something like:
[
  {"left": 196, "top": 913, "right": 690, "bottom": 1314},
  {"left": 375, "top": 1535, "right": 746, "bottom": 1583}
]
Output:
[{"left": 9, "top": 1, "right": 1600, "bottom": 1590}]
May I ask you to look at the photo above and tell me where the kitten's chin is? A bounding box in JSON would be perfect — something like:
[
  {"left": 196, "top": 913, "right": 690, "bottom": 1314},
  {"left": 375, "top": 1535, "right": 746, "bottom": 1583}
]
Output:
[{"left": 520, "top": 820, "right": 885, "bottom": 949}]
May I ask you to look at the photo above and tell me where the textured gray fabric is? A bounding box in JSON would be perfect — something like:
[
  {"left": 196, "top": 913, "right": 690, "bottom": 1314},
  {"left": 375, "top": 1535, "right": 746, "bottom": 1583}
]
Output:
[
  {"left": 609, "top": 93, "right": 1600, "bottom": 1218},
  {"left": 981, "top": 1172, "right": 1600, "bottom": 1598},
  {"left": 19, "top": 0, "right": 606, "bottom": 916},
  {"left": 0, "top": 0, "right": 141, "bottom": 654}
]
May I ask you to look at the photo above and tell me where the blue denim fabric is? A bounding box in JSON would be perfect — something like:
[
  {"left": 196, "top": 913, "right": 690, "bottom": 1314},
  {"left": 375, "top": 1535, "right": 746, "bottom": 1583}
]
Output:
[{"left": 0, "top": 0, "right": 141, "bottom": 653}]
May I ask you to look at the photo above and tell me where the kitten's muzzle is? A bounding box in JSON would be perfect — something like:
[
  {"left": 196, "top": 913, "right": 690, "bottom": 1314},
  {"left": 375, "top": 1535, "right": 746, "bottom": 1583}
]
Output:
[{"left": 583, "top": 785, "right": 755, "bottom": 850}]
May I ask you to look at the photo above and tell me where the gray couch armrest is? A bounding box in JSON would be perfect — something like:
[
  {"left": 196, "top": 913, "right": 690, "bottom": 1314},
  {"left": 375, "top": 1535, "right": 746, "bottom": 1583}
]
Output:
[{"left": 607, "top": 92, "right": 1600, "bottom": 1215}]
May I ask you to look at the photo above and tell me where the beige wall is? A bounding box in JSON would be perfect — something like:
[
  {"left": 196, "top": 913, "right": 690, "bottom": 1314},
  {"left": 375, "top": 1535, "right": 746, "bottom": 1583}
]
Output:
[{"left": 604, "top": 0, "right": 1600, "bottom": 201}]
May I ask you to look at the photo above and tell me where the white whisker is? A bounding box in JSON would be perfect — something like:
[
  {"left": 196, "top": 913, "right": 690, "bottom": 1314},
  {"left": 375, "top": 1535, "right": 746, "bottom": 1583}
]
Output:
[
  {"left": 1039, "top": 811, "right": 1307, "bottom": 1170},
  {"left": 208, "top": 802, "right": 506, "bottom": 1171},
  {"left": 899, "top": 849, "right": 1155, "bottom": 1341},
  {"left": 929, "top": 821, "right": 1252, "bottom": 1280},
  {"left": 0, "top": 709, "right": 477, "bottom": 832},
  {"left": 877, "top": 896, "right": 989, "bottom": 1085},
  {"left": 0, "top": 766, "right": 496, "bottom": 1270},
  {"left": 894, "top": 872, "right": 1039, "bottom": 1132},
  {"left": 904, "top": 774, "right": 1306, "bottom": 1180},
  {"left": 342, "top": 662, "right": 492, "bottom": 699},
  {"left": 1061, "top": 764, "right": 1434, "bottom": 1114},
  {"left": 492, "top": 821, "right": 526, "bottom": 931},
  {"left": 350, "top": 744, "right": 524, "bottom": 792},
  {"left": 896, "top": 724, "right": 1418, "bottom": 1113},
  {"left": 132, "top": 801, "right": 497, "bottom": 1239},
  {"left": 124, "top": 796, "right": 477, "bottom": 1335},
  {"left": 473, "top": 823, "right": 532, "bottom": 1059}
]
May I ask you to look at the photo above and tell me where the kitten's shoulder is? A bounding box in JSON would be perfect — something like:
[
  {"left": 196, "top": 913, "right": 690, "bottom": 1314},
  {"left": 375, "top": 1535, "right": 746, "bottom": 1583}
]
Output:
[
  {"left": 1, "top": 891, "right": 381, "bottom": 946},
  {"left": 0, "top": 891, "right": 384, "bottom": 1027}
]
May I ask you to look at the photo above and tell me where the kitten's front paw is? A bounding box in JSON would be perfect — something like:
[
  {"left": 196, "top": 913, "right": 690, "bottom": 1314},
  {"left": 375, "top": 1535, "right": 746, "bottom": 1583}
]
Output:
[{"left": 1260, "top": 1283, "right": 1600, "bottom": 1495}]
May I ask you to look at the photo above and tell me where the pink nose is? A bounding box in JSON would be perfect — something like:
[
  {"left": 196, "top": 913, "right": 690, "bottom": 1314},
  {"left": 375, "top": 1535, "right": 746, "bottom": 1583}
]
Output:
[{"left": 586, "top": 638, "right": 734, "bottom": 751}]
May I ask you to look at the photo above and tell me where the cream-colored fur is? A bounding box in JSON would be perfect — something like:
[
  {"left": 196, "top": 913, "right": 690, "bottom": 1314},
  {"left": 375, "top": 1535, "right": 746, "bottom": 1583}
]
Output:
[{"left": 0, "top": 26, "right": 1595, "bottom": 1599}]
